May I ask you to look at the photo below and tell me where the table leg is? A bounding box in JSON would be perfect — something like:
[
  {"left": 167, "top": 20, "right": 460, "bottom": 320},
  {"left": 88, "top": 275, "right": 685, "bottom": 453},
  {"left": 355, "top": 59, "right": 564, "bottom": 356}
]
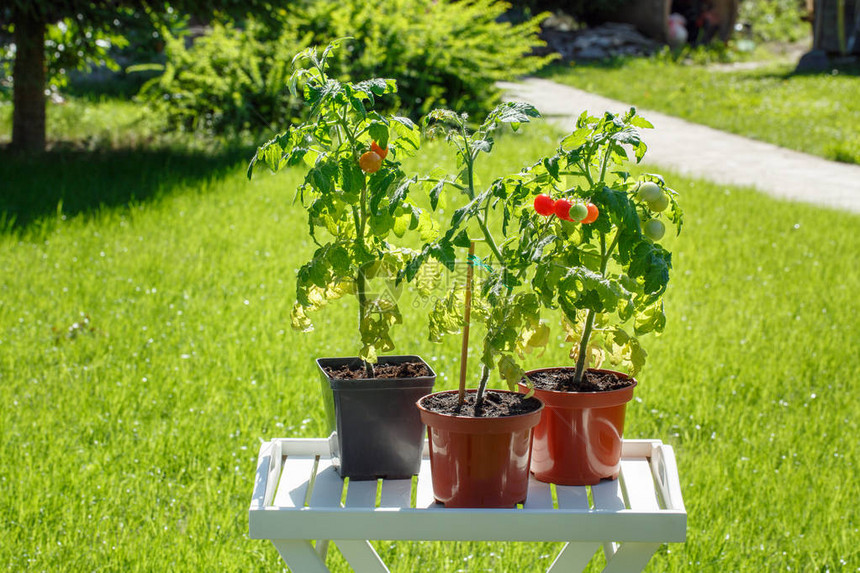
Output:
[
  {"left": 547, "top": 542, "right": 600, "bottom": 572},
  {"left": 601, "top": 542, "right": 660, "bottom": 573},
  {"left": 334, "top": 540, "right": 390, "bottom": 573},
  {"left": 316, "top": 539, "right": 330, "bottom": 559},
  {"left": 271, "top": 539, "right": 331, "bottom": 572}
]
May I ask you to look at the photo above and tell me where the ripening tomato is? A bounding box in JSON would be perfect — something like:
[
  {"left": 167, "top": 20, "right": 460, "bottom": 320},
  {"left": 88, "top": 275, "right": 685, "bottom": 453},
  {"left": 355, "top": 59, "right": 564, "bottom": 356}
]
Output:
[
  {"left": 534, "top": 194, "right": 556, "bottom": 216},
  {"left": 569, "top": 203, "right": 588, "bottom": 222},
  {"left": 370, "top": 141, "right": 388, "bottom": 160},
  {"left": 359, "top": 151, "right": 382, "bottom": 173},
  {"left": 643, "top": 219, "right": 666, "bottom": 241},
  {"left": 554, "top": 198, "right": 574, "bottom": 221},
  {"left": 580, "top": 203, "right": 599, "bottom": 224}
]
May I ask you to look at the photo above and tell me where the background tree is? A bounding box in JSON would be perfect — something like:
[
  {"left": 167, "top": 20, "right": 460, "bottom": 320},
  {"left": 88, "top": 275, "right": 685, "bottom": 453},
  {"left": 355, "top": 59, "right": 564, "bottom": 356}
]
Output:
[{"left": 0, "top": 1, "right": 280, "bottom": 153}]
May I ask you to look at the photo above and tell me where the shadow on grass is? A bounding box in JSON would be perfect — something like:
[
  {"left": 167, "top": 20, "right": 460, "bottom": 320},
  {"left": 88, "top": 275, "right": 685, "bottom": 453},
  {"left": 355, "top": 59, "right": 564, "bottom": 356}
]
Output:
[
  {"left": 0, "top": 144, "right": 256, "bottom": 233},
  {"left": 755, "top": 60, "right": 860, "bottom": 81}
]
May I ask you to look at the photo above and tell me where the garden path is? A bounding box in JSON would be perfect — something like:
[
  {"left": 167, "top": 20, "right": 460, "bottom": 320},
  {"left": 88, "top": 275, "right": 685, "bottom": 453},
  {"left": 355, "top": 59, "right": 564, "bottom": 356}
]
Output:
[{"left": 500, "top": 78, "right": 860, "bottom": 213}]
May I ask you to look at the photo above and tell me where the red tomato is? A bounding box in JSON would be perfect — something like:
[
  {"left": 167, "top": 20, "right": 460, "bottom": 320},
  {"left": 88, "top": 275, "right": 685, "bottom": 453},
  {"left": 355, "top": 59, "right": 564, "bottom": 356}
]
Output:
[
  {"left": 370, "top": 141, "right": 388, "bottom": 160},
  {"left": 580, "top": 203, "right": 599, "bottom": 224},
  {"left": 553, "top": 198, "right": 574, "bottom": 221},
  {"left": 359, "top": 151, "right": 382, "bottom": 173},
  {"left": 533, "top": 194, "right": 556, "bottom": 217}
]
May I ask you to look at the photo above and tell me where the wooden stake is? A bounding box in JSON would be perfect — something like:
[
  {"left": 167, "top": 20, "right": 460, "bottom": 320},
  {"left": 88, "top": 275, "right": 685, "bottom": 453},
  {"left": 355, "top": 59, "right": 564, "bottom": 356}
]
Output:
[{"left": 458, "top": 241, "right": 476, "bottom": 408}]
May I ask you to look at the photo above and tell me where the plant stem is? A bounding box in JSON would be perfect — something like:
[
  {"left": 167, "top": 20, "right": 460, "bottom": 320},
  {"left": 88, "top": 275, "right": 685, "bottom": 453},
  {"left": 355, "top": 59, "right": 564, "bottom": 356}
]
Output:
[
  {"left": 571, "top": 228, "right": 621, "bottom": 387},
  {"left": 476, "top": 214, "right": 504, "bottom": 265},
  {"left": 578, "top": 160, "right": 595, "bottom": 187},
  {"left": 598, "top": 142, "right": 614, "bottom": 183},
  {"left": 356, "top": 265, "right": 374, "bottom": 378},
  {"left": 335, "top": 107, "right": 373, "bottom": 377},
  {"left": 457, "top": 122, "right": 504, "bottom": 268},
  {"left": 458, "top": 242, "right": 476, "bottom": 410},
  {"left": 571, "top": 309, "right": 596, "bottom": 388},
  {"left": 474, "top": 364, "right": 490, "bottom": 416},
  {"left": 418, "top": 177, "right": 465, "bottom": 192}
]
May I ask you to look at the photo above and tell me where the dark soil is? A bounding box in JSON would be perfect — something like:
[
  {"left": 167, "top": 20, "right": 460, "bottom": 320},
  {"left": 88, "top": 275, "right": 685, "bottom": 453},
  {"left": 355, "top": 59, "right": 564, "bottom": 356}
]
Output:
[
  {"left": 421, "top": 391, "right": 542, "bottom": 418},
  {"left": 527, "top": 368, "right": 634, "bottom": 393},
  {"left": 325, "top": 360, "right": 431, "bottom": 381}
]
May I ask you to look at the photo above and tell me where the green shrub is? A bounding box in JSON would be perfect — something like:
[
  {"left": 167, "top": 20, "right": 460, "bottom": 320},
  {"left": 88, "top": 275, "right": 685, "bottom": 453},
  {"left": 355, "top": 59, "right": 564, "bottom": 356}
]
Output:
[
  {"left": 138, "top": 0, "right": 553, "bottom": 135},
  {"left": 137, "top": 18, "right": 306, "bottom": 134},
  {"left": 292, "top": 0, "right": 555, "bottom": 119}
]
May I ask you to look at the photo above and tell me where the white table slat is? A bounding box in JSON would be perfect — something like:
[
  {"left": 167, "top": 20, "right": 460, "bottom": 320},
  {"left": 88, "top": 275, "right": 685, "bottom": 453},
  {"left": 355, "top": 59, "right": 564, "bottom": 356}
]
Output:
[
  {"left": 273, "top": 456, "right": 317, "bottom": 508},
  {"left": 653, "top": 446, "right": 686, "bottom": 512},
  {"left": 414, "top": 458, "right": 437, "bottom": 509},
  {"left": 591, "top": 480, "right": 627, "bottom": 562},
  {"left": 251, "top": 440, "right": 279, "bottom": 510},
  {"left": 523, "top": 476, "right": 554, "bottom": 510},
  {"left": 620, "top": 459, "right": 660, "bottom": 511},
  {"left": 591, "top": 479, "right": 627, "bottom": 511},
  {"left": 309, "top": 459, "right": 344, "bottom": 508},
  {"left": 379, "top": 478, "right": 413, "bottom": 508},
  {"left": 555, "top": 484, "right": 590, "bottom": 510},
  {"left": 345, "top": 480, "right": 379, "bottom": 508}
]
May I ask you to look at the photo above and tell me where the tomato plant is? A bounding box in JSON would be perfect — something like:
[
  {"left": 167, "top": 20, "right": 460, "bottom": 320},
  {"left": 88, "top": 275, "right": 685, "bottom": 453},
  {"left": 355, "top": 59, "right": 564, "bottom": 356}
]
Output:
[
  {"left": 407, "top": 105, "right": 682, "bottom": 397},
  {"left": 488, "top": 109, "right": 683, "bottom": 389},
  {"left": 248, "top": 41, "right": 427, "bottom": 374},
  {"left": 405, "top": 102, "right": 544, "bottom": 411}
]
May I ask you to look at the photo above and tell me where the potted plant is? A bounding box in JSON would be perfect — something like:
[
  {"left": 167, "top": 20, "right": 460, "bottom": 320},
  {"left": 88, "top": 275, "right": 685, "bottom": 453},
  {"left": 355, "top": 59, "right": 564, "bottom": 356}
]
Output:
[
  {"left": 407, "top": 103, "right": 548, "bottom": 508},
  {"left": 247, "top": 42, "right": 436, "bottom": 480},
  {"left": 507, "top": 109, "right": 683, "bottom": 485}
]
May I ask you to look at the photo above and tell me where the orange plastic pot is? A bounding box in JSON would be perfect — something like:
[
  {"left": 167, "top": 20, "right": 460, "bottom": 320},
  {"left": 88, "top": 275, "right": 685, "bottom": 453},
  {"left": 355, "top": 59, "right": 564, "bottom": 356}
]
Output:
[
  {"left": 519, "top": 368, "right": 637, "bottom": 486},
  {"left": 416, "top": 390, "right": 543, "bottom": 508}
]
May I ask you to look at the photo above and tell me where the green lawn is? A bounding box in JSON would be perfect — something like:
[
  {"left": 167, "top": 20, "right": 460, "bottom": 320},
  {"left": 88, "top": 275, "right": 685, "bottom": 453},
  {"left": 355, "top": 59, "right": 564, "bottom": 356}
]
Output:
[
  {"left": 0, "top": 98, "right": 169, "bottom": 150},
  {"left": 544, "top": 57, "right": 860, "bottom": 165},
  {"left": 1, "top": 119, "right": 858, "bottom": 571}
]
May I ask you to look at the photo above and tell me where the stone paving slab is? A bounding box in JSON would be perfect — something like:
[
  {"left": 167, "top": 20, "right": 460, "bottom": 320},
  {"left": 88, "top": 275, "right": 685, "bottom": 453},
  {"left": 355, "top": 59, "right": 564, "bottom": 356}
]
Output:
[{"left": 500, "top": 78, "right": 860, "bottom": 214}]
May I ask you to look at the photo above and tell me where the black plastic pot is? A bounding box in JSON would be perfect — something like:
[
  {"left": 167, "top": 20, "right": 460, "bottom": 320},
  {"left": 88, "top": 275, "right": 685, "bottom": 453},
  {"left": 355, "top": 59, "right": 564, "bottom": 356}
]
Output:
[{"left": 317, "top": 355, "right": 436, "bottom": 480}]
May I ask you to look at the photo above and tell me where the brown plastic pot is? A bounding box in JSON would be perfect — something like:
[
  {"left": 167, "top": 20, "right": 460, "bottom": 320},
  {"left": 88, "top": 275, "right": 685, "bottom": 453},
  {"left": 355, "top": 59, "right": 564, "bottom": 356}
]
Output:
[
  {"left": 518, "top": 368, "right": 637, "bottom": 486},
  {"left": 318, "top": 355, "right": 436, "bottom": 481},
  {"left": 416, "top": 390, "right": 543, "bottom": 508}
]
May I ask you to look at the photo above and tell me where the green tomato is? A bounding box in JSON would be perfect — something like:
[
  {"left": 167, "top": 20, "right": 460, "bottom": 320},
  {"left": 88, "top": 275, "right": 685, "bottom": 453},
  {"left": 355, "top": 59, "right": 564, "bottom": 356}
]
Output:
[
  {"left": 569, "top": 203, "right": 589, "bottom": 222},
  {"left": 637, "top": 181, "right": 663, "bottom": 203},
  {"left": 647, "top": 193, "right": 670, "bottom": 212},
  {"left": 643, "top": 219, "right": 666, "bottom": 241}
]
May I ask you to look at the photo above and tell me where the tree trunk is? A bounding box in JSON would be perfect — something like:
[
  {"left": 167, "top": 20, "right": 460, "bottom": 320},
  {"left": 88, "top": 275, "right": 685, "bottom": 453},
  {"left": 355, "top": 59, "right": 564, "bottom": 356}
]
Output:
[{"left": 12, "top": 10, "right": 47, "bottom": 153}]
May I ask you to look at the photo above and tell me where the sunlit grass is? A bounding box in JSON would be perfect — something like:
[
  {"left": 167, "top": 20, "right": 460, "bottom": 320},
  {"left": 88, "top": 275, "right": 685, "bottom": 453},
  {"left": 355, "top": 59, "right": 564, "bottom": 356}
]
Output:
[
  {"left": 544, "top": 58, "right": 860, "bottom": 165},
  {"left": 1, "top": 119, "right": 858, "bottom": 571},
  {"left": 0, "top": 98, "right": 169, "bottom": 150}
]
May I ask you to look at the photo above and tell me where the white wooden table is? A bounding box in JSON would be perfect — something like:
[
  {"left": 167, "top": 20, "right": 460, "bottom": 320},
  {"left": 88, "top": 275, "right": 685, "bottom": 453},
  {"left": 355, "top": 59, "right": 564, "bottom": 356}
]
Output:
[{"left": 249, "top": 438, "right": 686, "bottom": 572}]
